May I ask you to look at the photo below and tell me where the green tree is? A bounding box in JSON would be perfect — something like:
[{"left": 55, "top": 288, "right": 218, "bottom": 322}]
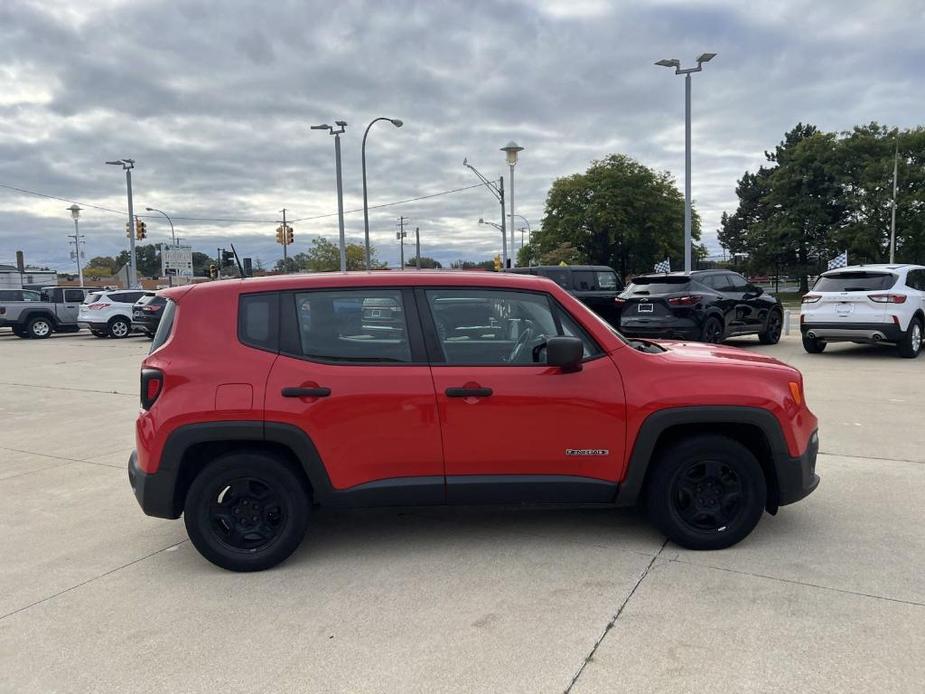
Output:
[
  {"left": 405, "top": 256, "right": 442, "bottom": 268},
  {"left": 275, "top": 238, "right": 387, "bottom": 272},
  {"left": 450, "top": 259, "right": 495, "bottom": 270},
  {"left": 532, "top": 154, "right": 699, "bottom": 278}
]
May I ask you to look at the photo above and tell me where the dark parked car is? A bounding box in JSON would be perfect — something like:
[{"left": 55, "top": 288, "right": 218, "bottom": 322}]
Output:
[
  {"left": 132, "top": 293, "right": 168, "bottom": 337},
  {"left": 617, "top": 270, "right": 783, "bottom": 344},
  {"left": 509, "top": 265, "right": 623, "bottom": 325}
]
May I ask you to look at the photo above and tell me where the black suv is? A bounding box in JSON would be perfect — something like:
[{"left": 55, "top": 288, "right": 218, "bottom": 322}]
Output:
[
  {"left": 509, "top": 265, "right": 623, "bottom": 325},
  {"left": 617, "top": 270, "right": 783, "bottom": 344}
]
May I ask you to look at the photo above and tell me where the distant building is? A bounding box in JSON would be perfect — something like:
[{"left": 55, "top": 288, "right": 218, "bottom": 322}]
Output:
[{"left": 0, "top": 264, "right": 58, "bottom": 289}]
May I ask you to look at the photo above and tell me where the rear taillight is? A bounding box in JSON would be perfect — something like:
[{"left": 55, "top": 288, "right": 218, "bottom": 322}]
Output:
[
  {"left": 868, "top": 293, "right": 906, "bottom": 304},
  {"left": 88, "top": 303, "right": 111, "bottom": 310},
  {"left": 801, "top": 294, "right": 821, "bottom": 304},
  {"left": 140, "top": 368, "right": 163, "bottom": 410},
  {"left": 614, "top": 297, "right": 626, "bottom": 305},
  {"left": 667, "top": 295, "right": 702, "bottom": 306}
]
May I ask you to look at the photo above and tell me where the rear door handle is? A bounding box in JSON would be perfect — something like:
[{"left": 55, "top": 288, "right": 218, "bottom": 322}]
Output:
[
  {"left": 445, "top": 387, "right": 493, "bottom": 398},
  {"left": 281, "top": 387, "right": 331, "bottom": 398}
]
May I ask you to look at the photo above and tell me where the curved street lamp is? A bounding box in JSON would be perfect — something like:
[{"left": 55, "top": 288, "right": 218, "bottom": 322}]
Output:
[
  {"left": 362, "top": 117, "right": 403, "bottom": 270},
  {"left": 145, "top": 207, "right": 176, "bottom": 246}
]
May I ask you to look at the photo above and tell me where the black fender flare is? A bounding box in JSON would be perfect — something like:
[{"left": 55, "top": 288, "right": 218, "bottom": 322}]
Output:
[
  {"left": 614, "top": 406, "right": 789, "bottom": 509},
  {"left": 19, "top": 310, "right": 57, "bottom": 329}
]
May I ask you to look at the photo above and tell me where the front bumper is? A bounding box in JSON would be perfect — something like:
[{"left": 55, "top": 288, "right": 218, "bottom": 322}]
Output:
[
  {"left": 128, "top": 449, "right": 181, "bottom": 519},
  {"left": 801, "top": 322, "right": 904, "bottom": 343},
  {"left": 776, "top": 430, "right": 820, "bottom": 506}
]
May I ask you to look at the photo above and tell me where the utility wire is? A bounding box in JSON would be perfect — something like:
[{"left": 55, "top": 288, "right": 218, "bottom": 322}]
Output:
[{"left": 0, "top": 181, "right": 486, "bottom": 225}]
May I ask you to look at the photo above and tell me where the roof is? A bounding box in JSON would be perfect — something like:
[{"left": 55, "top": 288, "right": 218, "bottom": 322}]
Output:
[
  {"left": 509, "top": 265, "right": 617, "bottom": 272},
  {"left": 162, "top": 270, "right": 561, "bottom": 300},
  {"left": 822, "top": 263, "right": 923, "bottom": 274}
]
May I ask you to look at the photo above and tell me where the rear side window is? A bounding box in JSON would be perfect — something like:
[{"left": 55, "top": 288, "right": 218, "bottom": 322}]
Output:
[
  {"left": 573, "top": 271, "right": 619, "bottom": 291},
  {"left": 290, "top": 289, "right": 411, "bottom": 363},
  {"left": 239, "top": 293, "right": 279, "bottom": 352},
  {"left": 65, "top": 289, "right": 85, "bottom": 302},
  {"left": 813, "top": 272, "right": 896, "bottom": 292},
  {"left": 905, "top": 270, "right": 925, "bottom": 291},
  {"left": 149, "top": 300, "right": 176, "bottom": 353},
  {"left": 536, "top": 268, "right": 570, "bottom": 288},
  {"left": 625, "top": 276, "right": 691, "bottom": 295}
]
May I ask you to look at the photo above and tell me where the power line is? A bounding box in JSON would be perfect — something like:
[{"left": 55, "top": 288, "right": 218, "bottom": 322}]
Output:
[{"left": 0, "top": 181, "right": 487, "bottom": 226}]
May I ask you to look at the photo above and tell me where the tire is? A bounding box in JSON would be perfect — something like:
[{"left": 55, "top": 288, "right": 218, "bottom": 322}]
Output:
[
  {"left": 645, "top": 434, "right": 767, "bottom": 550},
  {"left": 758, "top": 309, "right": 783, "bottom": 345},
  {"left": 183, "top": 452, "right": 310, "bottom": 572},
  {"left": 897, "top": 317, "right": 923, "bottom": 359},
  {"left": 700, "top": 316, "right": 724, "bottom": 344},
  {"left": 802, "top": 335, "right": 826, "bottom": 353},
  {"left": 108, "top": 316, "right": 131, "bottom": 339},
  {"left": 13, "top": 327, "right": 28, "bottom": 338},
  {"left": 91, "top": 330, "right": 107, "bottom": 338},
  {"left": 26, "top": 316, "right": 53, "bottom": 339}
]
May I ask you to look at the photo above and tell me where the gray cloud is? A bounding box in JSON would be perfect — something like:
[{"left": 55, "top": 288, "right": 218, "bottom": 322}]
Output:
[{"left": 1, "top": 0, "right": 923, "bottom": 271}]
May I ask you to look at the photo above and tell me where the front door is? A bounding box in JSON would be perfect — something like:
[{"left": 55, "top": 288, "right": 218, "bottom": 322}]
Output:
[
  {"left": 264, "top": 287, "right": 444, "bottom": 492},
  {"left": 419, "top": 287, "right": 626, "bottom": 501}
]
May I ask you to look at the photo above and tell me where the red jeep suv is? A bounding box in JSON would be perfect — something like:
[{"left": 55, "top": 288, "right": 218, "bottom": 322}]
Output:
[{"left": 129, "top": 272, "right": 819, "bottom": 571}]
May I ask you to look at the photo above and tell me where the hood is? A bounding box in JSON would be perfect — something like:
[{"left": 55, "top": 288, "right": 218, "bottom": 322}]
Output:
[{"left": 652, "top": 339, "right": 796, "bottom": 372}]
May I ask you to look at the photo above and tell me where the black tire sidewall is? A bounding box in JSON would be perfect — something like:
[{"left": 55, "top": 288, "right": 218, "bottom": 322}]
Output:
[
  {"left": 183, "top": 453, "right": 309, "bottom": 572},
  {"left": 759, "top": 309, "right": 783, "bottom": 345},
  {"left": 646, "top": 436, "right": 767, "bottom": 550},
  {"left": 108, "top": 317, "right": 131, "bottom": 339},
  {"left": 898, "top": 318, "right": 922, "bottom": 359},
  {"left": 802, "top": 335, "right": 826, "bottom": 353},
  {"left": 701, "top": 317, "right": 724, "bottom": 344}
]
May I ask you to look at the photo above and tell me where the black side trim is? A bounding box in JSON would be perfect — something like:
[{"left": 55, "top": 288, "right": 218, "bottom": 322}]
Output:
[
  {"left": 323, "top": 476, "right": 446, "bottom": 508},
  {"left": 446, "top": 475, "right": 618, "bottom": 505},
  {"left": 615, "top": 406, "right": 791, "bottom": 509}
]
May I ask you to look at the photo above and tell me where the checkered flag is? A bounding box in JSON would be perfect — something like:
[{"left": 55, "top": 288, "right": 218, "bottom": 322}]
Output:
[
  {"left": 827, "top": 250, "right": 848, "bottom": 270},
  {"left": 654, "top": 258, "right": 671, "bottom": 273}
]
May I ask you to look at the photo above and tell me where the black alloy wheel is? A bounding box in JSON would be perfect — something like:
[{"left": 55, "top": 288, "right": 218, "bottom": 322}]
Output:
[
  {"left": 759, "top": 309, "right": 783, "bottom": 345},
  {"left": 701, "top": 317, "right": 724, "bottom": 344},
  {"left": 670, "top": 459, "right": 744, "bottom": 532},
  {"left": 208, "top": 477, "right": 285, "bottom": 552}
]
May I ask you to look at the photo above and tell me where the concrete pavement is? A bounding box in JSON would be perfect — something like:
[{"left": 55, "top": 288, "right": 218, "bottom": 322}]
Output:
[{"left": 0, "top": 330, "right": 922, "bottom": 693}]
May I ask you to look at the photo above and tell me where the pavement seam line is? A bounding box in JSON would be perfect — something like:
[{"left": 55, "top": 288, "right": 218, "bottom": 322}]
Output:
[
  {"left": 818, "top": 450, "right": 925, "bottom": 466},
  {"left": 0, "top": 381, "right": 134, "bottom": 397},
  {"left": 668, "top": 558, "right": 925, "bottom": 608},
  {"left": 0, "top": 460, "right": 73, "bottom": 482},
  {"left": 0, "top": 540, "right": 189, "bottom": 622},
  {"left": 0, "top": 446, "right": 126, "bottom": 469},
  {"left": 563, "top": 538, "right": 669, "bottom": 694}
]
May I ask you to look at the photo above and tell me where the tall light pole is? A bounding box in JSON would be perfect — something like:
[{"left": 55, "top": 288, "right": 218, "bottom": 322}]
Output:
[
  {"left": 67, "top": 204, "right": 84, "bottom": 286},
  {"left": 106, "top": 158, "right": 137, "bottom": 287},
  {"left": 362, "top": 117, "right": 403, "bottom": 270},
  {"left": 464, "top": 158, "right": 507, "bottom": 268},
  {"left": 512, "top": 214, "right": 532, "bottom": 250},
  {"left": 890, "top": 132, "right": 899, "bottom": 263},
  {"left": 655, "top": 53, "right": 716, "bottom": 272},
  {"left": 311, "top": 121, "right": 348, "bottom": 272},
  {"left": 501, "top": 141, "right": 524, "bottom": 268},
  {"left": 145, "top": 207, "right": 176, "bottom": 246},
  {"left": 479, "top": 218, "right": 506, "bottom": 259}
]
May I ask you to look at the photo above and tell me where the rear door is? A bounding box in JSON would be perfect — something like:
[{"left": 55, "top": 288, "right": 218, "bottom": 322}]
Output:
[
  {"left": 264, "top": 287, "right": 445, "bottom": 492},
  {"left": 572, "top": 269, "right": 622, "bottom": 324},
  {"left": 420, "top": 287, "right": 626, "bottom": 499}
]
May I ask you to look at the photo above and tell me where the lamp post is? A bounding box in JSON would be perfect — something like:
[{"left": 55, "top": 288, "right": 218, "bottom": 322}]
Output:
[
  {"left": 655, "top": 52, "right": 716, "bottom": 272},
  {"left": 464, "top": 158, "right": 506, "bottom": 268},
  {"left": 311, "top": 121, "right": 348, "bottom": 272},
  {"left": 67, "top": 204, "right": 84, "bottom": 286},
  {"left": 105, "top": 158, "right": 137, "bottom": 287},
  {"left": 145, "top": 207, "right": 176, "bottom": 246},
  {"left": 501, "top": 141, "right": 524, "bottom": 268},
  {"left": 512, "top": 214, "right": 532, "bottom": 251},
  {"left": 362, "top": 117, "right": 403, "bottom": 270}
]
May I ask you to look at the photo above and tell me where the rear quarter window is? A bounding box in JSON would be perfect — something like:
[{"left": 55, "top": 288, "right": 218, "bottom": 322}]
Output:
[
  {"left": 149, "top": 299, "right": 177, "bottom": 353},
  {"left": 238, "top": 293, "right": 280, "bottom": 352}
]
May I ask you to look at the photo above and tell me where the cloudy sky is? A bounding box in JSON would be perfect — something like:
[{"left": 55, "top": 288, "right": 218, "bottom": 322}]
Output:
[{"left": 1, "top": 0, "right": 923, "bottom": 272}]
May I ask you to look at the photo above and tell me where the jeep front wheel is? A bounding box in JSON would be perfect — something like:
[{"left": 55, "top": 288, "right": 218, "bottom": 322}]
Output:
[
  {"left": 26, "top": 317, "right": 53, "bottom": 339},
  {"left": 184, "top": 452, "right": 310, "bottom": 572},
  {"left": 645, "top": 434, "right": 766, "bottom": 550}
]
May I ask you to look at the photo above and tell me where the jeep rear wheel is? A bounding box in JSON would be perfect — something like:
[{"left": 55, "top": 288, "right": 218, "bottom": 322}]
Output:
[
  {"left": 897, "top": 317, "right": 922, "bottom": 359},
  {"left": 27, "top": 317, "right": 52, "bottom": 339},
  {"left": 108, "top": 317, "right": 131, "bottom": 339},
  {"left": 645, "top": 434, "right": 766, "bottom": 550},
  {"left": 184, "top": 452, "right": 310, "bottom": 572}
]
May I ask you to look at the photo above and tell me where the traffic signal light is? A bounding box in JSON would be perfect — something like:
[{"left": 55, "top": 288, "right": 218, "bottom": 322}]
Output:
[
  {"left": 135, "top": 218, "right": 147, "bottom": 240},
  {"left": 222, "top": 250, "right": 235, "bottom": 265},
  {"left": 209, "top": 264, "right": 218, "bottom": 280},
  {"left": 493, "top": 255, "right": 502, "bottom": 272},
  {"left": 286, "top": 226, "right": 294, "bottom": 245},
  {"left": 275, "top": 226, "right": 285, "bottom": 245},
  {"left": 125, "top": 222, "right": 132, "bottom": 239}
]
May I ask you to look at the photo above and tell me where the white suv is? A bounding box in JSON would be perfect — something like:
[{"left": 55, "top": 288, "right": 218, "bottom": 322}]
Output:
[
  {"left": 800, "top": 264, "right": 925, "bottom": 358},
  {"left": 79, "top": 289, "right": 153, "bottom": 338}
]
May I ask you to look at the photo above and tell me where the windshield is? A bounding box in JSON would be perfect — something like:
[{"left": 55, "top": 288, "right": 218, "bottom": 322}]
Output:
[
  {"left": 813, "top": 272, "right": 896, "bottom": 292},
  {"left": 624, "top": 276, "right": 691, "bottom": 296}
]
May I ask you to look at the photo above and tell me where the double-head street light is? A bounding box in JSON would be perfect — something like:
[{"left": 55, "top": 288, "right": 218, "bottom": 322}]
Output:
[
  {"left": 655, "top": 52, "right": 716, "bottom": 272},
  {"left": 311, "top": 121, "right": 348, "bottom": 272},
  {"left": 478, "top": 217, "right": 506, "bottom": 259},
  {"left": 464, "top": 158, "right": 506, "bottom": 268},
  {"left": 106, "top": 158, "right": 137, "bottom": 287},
  {"left": 145, "top": 207, "right": 176, "bottom": 246},
  {"left": 362, "top": 117, "right": 403, "bottom": 270},
  {"left": 501, "top": 141, "right": 524, "bottom": 267},
  {"left": 67, "top": 204, "right": 84, "bottom": 286}
]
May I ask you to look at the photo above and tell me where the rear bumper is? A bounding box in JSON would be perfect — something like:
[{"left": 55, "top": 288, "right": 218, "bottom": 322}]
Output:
[
  {"left": 132, "top": 315, "right": 160, "bottom": 331},
  {"left": 128, "top": 449, "right": 181, "bottom": 519},
  {"left": 801, "top": 322, "right": 903, "bottom": 343},
  {"left": 776, "top": 430, "right": 820, "bottom": 506}
]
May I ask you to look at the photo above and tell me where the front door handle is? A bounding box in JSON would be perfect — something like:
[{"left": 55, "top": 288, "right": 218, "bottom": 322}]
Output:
[
  {"left": 281, "top": 386, "right": 331, "bottom": 398},
  {"left": 445, "top": 387, "right": 493, "bottom": 398}
]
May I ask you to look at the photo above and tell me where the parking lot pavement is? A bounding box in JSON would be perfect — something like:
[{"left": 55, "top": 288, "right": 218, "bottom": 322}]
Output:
[{"left": 0, "top": 330, "right": 923, "bottom": 693}]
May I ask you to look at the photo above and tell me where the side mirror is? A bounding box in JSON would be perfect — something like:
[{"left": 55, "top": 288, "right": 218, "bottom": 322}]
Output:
[{"left": 547, "top": 336, "right": 584, "bottom": 372}]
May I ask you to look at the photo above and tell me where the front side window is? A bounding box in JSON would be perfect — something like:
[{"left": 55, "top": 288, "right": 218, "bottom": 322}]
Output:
[
  {"left": 293, "top": 289, "right": 411, "bottom": 363},
  {"left": 425, "top": 289, "right": 598, "bottom": 365}
]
